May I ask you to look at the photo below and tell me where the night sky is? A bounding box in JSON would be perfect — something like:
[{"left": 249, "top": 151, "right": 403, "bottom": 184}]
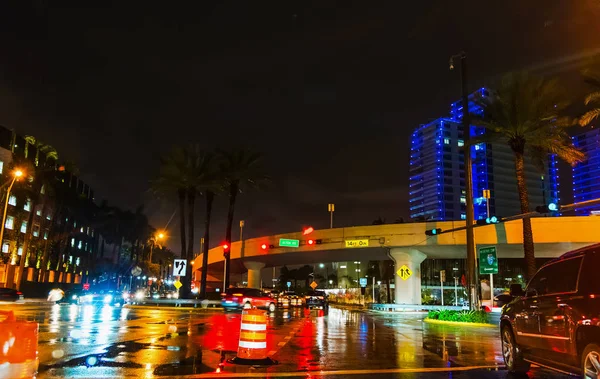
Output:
[{"left": 1, "top": 1, "right": 599, "bottom": 250}]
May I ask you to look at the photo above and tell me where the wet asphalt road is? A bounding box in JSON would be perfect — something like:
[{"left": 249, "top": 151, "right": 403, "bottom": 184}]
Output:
[{"left": 0, "top": 302, "right": 572, "bottom": 379}]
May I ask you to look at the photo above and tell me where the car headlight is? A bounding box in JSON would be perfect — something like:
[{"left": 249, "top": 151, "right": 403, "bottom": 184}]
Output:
[
  {"left": 72, "top": 295, "right": 78, "bottom": 300},
  {"left": 152, "top": 294, "right": 160, "bottom": 299},
  {"left": 103, "top": 295, "right": 113, "bottom": 303},
  {"left": 135, "top": 291, "right": 145, "bottom": 300}
]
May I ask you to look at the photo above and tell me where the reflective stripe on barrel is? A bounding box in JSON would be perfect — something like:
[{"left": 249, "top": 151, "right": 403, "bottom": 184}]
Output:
[{"left": 237, "top": 309, "right": 269, "bottom": 360}]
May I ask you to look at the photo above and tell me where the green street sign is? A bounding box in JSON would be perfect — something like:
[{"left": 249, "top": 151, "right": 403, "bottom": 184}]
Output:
[
  {"left": 479, "top": 246, "right": 498, "bottom": 275},
  {"left": 279, "top": 238, "right": 300, "bottom": 248}
]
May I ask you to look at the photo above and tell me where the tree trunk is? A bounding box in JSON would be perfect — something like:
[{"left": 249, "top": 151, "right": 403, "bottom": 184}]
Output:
[
  {"left": 199, "top": 191, "right": 214, "bottom": 299},
  {"left": 178, "top": 188, "right": 187, "bottom": 259},
  {"left": 515, "top": 151, "right": 536, "bottom": 279},
  {"left": 224, "top": 181, "right": 239, "bottom": 289},
  {"left": 16, "top": 198, "right": 40, "bottom": 290}
]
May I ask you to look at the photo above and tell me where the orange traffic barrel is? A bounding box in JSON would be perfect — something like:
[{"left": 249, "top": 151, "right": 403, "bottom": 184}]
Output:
[
  {"left": 0, "top": 310, "right": 39, "bottom": 379},
  {"left": 228, "top": 309, "right": 277, "bottom": 366},
  {"left": 281, "top": 298, "right": 289, "bottom": 308}
]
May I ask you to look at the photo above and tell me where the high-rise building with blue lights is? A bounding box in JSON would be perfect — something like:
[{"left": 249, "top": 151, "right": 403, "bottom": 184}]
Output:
[
  {"left": 572, "top": 129, "right": 600, "bottom": 215},
  {"left": 409, "top": 88, "right": 559, "bottom": 221}
]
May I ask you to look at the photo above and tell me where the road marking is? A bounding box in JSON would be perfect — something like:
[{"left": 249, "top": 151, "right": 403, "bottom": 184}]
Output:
[
  {"left": 267, "top": 350, "right": 277, "bottom": 356},
  {"left": 189, "top": 365, "right": 506, "bottom": 377},
  {"left": 284, "top": 336, "right": 292, "bottom": 340},
  {"left": 277, "top": 342, "right": 286, "bottom": 347}
]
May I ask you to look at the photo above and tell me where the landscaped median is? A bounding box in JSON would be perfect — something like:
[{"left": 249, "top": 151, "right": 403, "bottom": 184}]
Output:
[{"left": 424, "top": 309, "right": 494, "bottom": 327}]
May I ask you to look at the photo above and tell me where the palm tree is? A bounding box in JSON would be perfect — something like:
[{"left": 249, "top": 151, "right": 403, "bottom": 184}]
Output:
[
  {"left": 579, "top": 57, "right": 600, "bottom": 127},
  {"left": 218, "top": 148, "right": 269, "bottom": 288},
  {"left": 476, "top": 71, "right": 585, "bottom": 278}
]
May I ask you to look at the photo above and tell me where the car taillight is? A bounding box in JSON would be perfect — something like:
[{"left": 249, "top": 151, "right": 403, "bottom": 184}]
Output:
[
  {"left": 233, "top": 293, "right": 243, "bottom": 297},
  {"left": 16, "top": 292, "right": 22, "bottom": 295},
  {"left": 318, "top": 296, "right": 324, "bottom": 299}
]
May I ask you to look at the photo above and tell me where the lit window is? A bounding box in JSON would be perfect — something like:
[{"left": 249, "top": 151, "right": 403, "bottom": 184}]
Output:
[
  {"left": 40, "top": 185, "right": 45, "bottom": 194},
  {"left": 76, "top": 257, "right": 80, "bottom": 266},
  {"left": 460, "top": 196, "right": 466, "bottom": 204},
  {"left": 77, "top": 241, "right": 82, "bottom": 250},
  {"left": 80, "top": 227, "right": 84, "bottom": 233},
  {"left": 73, "top": 221, "right": 77, "bottom": 228},
  {"left": 71, "top": 238, "right": 75, "bottom": 247},
  {"left": 24, "top": 199, "right": 32, "bottom": 212},
  {"left": 444, "top": 138, "right": 450, "bottom": 145},
  {"left": 17, "top": 246, "right": 23, "bottom": 256},
  {"left": 458, "top": 140, "right": 464, "bottom": 147},
  {"left": 32, "top": 225, "right": 40, "bottom": 237},
  {"left": 85, "top": 242, "right": 88, "bottom": 251},
  {"left": 68, "top": 255, "right": 73, "bottom": 264},
  {"left": 20, "top": 221, "right": 27, "bottom": 233},
  {"left": 87, "top": 227, "right": 90, "bottom": 235},
  {"left": 43, "top": 230, "right": 49, "bottom": 240},
  {"left": 340, "top": 265, "right": 347, "bottom": 269},
  {"left": 0, "top": 161, "right": 3, "bottom": 174},
  {"left": 36, "top": 208, "right": 42, "bottom": 216},
  {"left": 2, "top": 243, "right": 9, "bottom": 253},
  {"left": 5, "top": 216, "right": 14, "bottom": 230},
  {"left": 91, "top": 229, "right": 94, "bottom": 237},
  {"left": 460, "top": 214, "right": 466, "bottom": 220},
  {"left": 46, "top": 213, "right": 52, "bottom": 221},
  {"left": 8, "top": 195, "right": 16, "bottom": 206}
]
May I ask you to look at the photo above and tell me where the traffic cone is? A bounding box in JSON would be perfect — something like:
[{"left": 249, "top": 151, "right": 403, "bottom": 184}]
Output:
[
  {"left": 282, "top": 297, "right": 289, "bottom": 308},
  {"left": 228, "top": 309, "right": 277, "bottom": 365},
  {"left": 0, "top": 310, "right": 39, "bottom": 379}
]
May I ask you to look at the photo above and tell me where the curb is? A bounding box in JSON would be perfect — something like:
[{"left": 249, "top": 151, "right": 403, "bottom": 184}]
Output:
[{"left": 423, "top": 317, "right": 496, "bottom": 328}]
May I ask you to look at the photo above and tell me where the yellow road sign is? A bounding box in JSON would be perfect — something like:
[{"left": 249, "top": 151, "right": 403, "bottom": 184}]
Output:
[
  {"left": 173, "top": 280, "right": 182, "bottom": 290},
  {"left": 310, "top": 281, "right": 318, "bottom": 290},
  {"left": 345, "top": 239, "right": 369, "bottom": 248},
  {"left": 397, "top": 265, "right": 412, "bottom": 281}
]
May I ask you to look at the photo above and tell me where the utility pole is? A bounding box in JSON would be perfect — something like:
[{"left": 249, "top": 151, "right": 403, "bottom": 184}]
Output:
[{"left": 451, "top": 51, "right": 479, "bottom": 311}]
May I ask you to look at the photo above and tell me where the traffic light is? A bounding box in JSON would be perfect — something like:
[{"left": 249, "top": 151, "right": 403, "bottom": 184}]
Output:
[
  {"left": 222, "top": 243, "right": 230, "bottom": 257},
  {"left": 307, "top": 239, "right": 315, "bottom": 245},
  {"left": 425, "top": 228, "right": 442, "bottom": 236},
  {"left": 536, "top": 202, "right": 558, "bottom": 213},
  {"left": 476, "top": 216, "right": 499, "bottom": 226},
  {"left": 261, "top": 243, "right": 268, "bottom": 250}
]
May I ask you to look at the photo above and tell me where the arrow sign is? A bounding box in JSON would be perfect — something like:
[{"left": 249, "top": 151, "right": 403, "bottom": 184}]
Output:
[
  {"left": 396, "top": 265, "right": 413, "bottom": 281},
  {"left": 173, "top": 259, "right": 187, "bottom": 276}
]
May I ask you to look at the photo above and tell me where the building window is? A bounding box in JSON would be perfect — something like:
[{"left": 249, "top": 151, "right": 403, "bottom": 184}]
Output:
[
  {"left": 46, "top": 213, "right": 52, "bottom": 221},
  {"left": 80, "top": 227, "right": 84, "bottom": 233},
  {"left": 43, "top": 230, "right": 49, "bottom": 240},
  {"left": 8, "top": 195, "right": 16, "bottom": 206},
  {"left": 2, "top": 242, "right": 9, "bottom": 253},
  {"left": 71, "top": 238, "right": 75, "bottom": 247},
  {"left": 5, "top": 216, "right": 14, "bottom": 230},
  {"left": 24, "top": 199, "right": 32, "bottom": 212},
  {"left": 40, "top": 185, "right": 45, "bottom": 194},
  {"left": 443, "top": 138, "right": 450, "bottom": 145},
  {"left": 460, "top": 213, "right": 466, "bottom": 220},
  {"left": 36, "top": 208, "right": 42, "bottom": 216},
  {"left": 91, "top": 229, "right": 94, "bottom": 237},
  {"left": 458, "top": 140, "right": 464, "bottom": 147},
  {"left": 20, "top": 221, "right": 27, "bottom": 233},
  {"left": 32, "top": 225, "right": 40, "bottom": 238},
  {"left": 0, "top": 161, "right": 3, "bottom": 174},
  {"left": 76, "top": 257, "right": 80, "bottom": 266},
  {"left": 17, "top": 246, "right": 23, "bottom": 256},
  {"left": 77, "top": 241, "right": 82, "bottom": 250}
]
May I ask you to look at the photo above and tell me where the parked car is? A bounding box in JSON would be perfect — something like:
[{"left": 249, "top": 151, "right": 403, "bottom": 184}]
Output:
[
  {"left": 494, "top": 293, "right": 514, "bottom": 308},
  {"left": 0, "top": 288, "right": 23, "bottom": 302},
  {"left": 500, "top": 243, "right": 600, "bottom": 377},
  {"left": 221, "top": 288, "right": 277, "bottom": 312},
  {"left": 78, "top": 290, "right": 123, "bottom": 306},
  {"left": 304, "top": 290, "right": 328, "bottom": 311}
]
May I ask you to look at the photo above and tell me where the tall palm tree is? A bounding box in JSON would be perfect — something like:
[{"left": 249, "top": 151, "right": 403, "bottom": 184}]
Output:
[
  {"left": 476, "top": 71, "right": 585, "bottom": 278},
  {"left": 579, "top": 57, "right": 600, "bottom": 127},
  {"left": 218, "top": 148, "right": 269, "bottom": 288}
]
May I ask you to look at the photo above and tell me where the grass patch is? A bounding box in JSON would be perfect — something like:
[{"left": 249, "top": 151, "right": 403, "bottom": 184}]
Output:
[{"left": 427, "top": 309, "right": 488, "bottom": 324}]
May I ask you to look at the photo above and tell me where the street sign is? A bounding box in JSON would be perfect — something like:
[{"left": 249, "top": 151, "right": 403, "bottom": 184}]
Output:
[
  {"left": 173, "top": 280, "right": 182, "bottom": 290},
  {"left": 440, "top": 270, "right": 446, "bottom": 282},
  {"left": 479, "top": 246, "right": 498, "bottom": 274},
  {"left": 397, "top": 265, "right": 412, "bottom": 281},
  {"left": 359, "top": 277, "right": 367, "bottom": 287},
  {"left": 345, "top": 239, "right": 369, "bottom": 248},
  {"left": 173, "top": 259, "right": 187, "bottom": 276},
  {"left": 286, "top": 281, "right": 292, "bottom": 289},
  {"left": 131, "top": 266, "right": 142, "bottom": 276},
  {"left": 310, "top": 281, "right": 318, "bottom": 290},
  {"left": 279, "top": 238, "right": 300, "bottom": 248}
]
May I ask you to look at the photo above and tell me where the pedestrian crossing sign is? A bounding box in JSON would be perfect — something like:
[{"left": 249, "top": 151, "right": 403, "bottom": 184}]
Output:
[{"left": 397, "top": 265, "right": 412, "bottom": 281}]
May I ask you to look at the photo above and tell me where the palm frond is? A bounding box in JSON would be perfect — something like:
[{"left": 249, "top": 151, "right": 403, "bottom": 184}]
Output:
[
  {"left": 579, "top": 109, "right": 600, "bottom": 126},
  {"left": 584, "top": 91, "right": 600, "bottom": 105}
]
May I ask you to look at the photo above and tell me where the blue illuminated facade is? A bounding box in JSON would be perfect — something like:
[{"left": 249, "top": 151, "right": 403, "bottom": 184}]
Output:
[
  {"left": 409, "top": 88, "right": 559, "bottom": 221},
  {"left": 572, "top": 129, "right": 600, "bottom": 215}
]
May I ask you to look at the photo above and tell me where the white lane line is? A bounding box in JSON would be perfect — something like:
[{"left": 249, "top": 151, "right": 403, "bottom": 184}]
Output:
[
  {"left": 277, "top": 342, "right": 286, "bottom": 347},
  {"left": 188, "top": 365, "right": 506, "bottom": 377},
  {"left": 267, "top": 350, "right": 277, "bottom": 356},
  {"left": 284, "top": 336, "right": 292, "bottom": 340}
]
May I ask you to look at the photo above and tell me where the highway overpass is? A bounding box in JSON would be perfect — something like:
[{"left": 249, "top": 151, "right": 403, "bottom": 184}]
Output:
[{"left": 193, "top": 216, "right": 600, "bottom": 305}]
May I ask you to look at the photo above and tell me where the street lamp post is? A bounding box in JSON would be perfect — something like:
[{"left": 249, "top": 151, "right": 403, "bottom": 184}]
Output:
[
  {"left": 450, "top": 51, "right": 479, "bottom": 311},
  {"left": 328, "top": 204, "right": 335, "bottom": 228},
  {"left": 239, "top": 220, "right": 245, "bottom": 241},
  {"left": 0, "top": 170, "right": 23, "bottom": 258}
]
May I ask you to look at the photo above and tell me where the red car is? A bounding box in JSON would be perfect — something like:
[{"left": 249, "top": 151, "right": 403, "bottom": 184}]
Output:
[{"left": 221, "top": 288, "right": 277, "bottom": 312}]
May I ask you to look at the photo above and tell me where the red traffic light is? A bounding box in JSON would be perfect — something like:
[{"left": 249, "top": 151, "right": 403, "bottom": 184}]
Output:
[
  {"left": 222, "top": 243, "right": 229, "bottom": 250},
  {"left": 308, "top": 239, "right": 314, "bottom": 245},
  {"left": 261, "top": 243, "right": 267, "bottom": 250}
]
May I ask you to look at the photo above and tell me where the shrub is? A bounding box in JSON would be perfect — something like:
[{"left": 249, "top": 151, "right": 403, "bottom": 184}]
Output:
[{"left": 427, "top": 309, "right": 488, "bottom": 324}]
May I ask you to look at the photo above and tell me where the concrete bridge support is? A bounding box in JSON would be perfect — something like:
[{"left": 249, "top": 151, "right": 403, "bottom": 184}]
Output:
[
  {"left": 388, "top": 248, "right": 427, "bottom": 305},
  {"left": 244, "top": 261, "right": 265, "bottom": 289}
]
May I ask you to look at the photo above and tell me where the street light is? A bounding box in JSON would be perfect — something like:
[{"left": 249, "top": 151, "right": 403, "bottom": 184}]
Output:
[
  {"left": 450, "top": 51, "right": 478, "bottom": 311},
  {"left": 0, "top": 169, "right": 24, "bottom": 257},
  {"left": 328, "top": 203, "right": 335, "bottom": 228}
]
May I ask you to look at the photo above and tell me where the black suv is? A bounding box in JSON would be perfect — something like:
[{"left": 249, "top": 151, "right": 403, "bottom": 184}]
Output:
[
  {"left": 500, "top": 243, "right": 600, "bottom": 377},
  {"left": 304, "top": 290, "right": 328, "bottom": 311}
]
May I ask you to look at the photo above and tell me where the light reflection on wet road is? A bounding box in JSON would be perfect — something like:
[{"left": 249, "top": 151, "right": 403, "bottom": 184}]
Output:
[{"left": 0, "top": 303, "right": 572, "bottom": 379}]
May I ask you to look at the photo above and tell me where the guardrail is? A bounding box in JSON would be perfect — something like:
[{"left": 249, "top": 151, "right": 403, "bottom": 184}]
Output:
[
  {"left": 128, "top": 299, "right": 222, "bottom": 308},
  {"left": 370, "top": 303, "right": 468, "bottom": 312}
]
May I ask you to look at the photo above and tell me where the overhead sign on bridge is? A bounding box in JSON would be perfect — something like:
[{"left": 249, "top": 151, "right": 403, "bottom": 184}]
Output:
[{"left": 345, "top": 239, "right": 369, "bottom": 248}]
